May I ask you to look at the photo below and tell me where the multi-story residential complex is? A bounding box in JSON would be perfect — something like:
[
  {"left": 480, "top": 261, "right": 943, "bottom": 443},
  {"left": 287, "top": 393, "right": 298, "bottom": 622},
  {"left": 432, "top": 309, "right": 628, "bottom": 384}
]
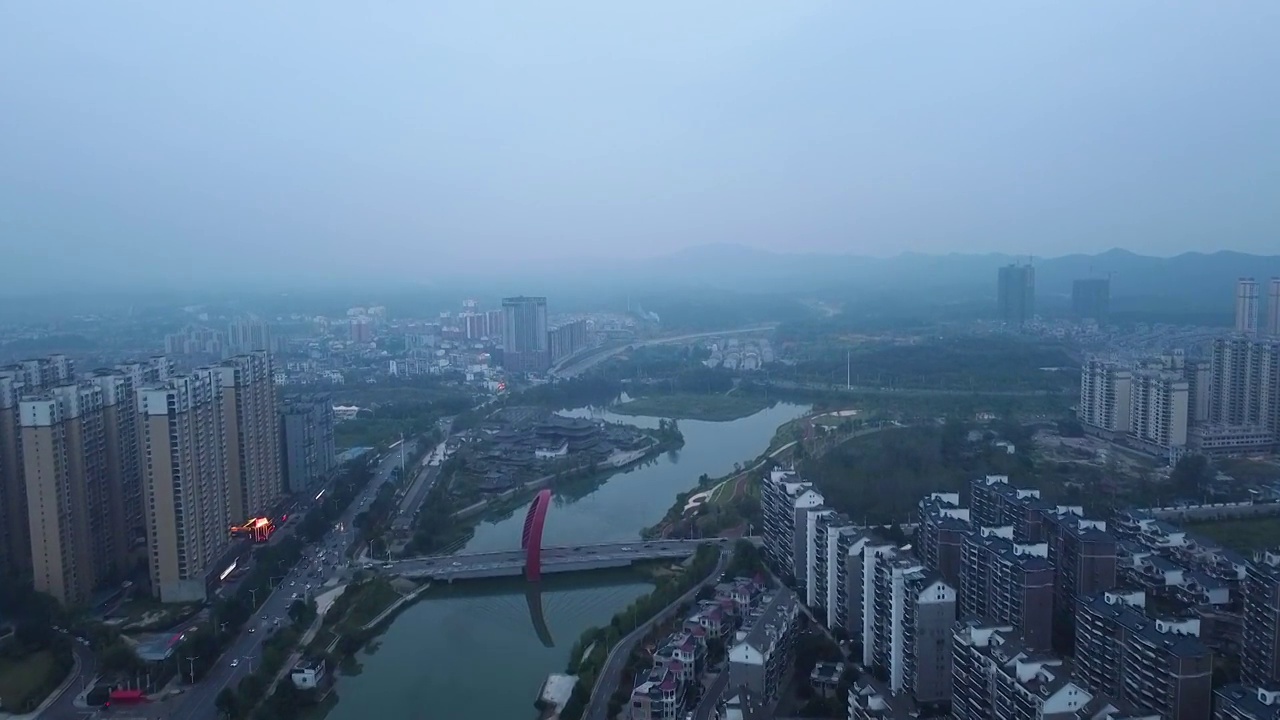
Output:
[
  {"left": 280, "top": 394, "right": 336, "bottom": 494},
  {"left": 1072, "top": 277, "right": 1111, "bottom": 323},
  {"left": 1242, "top": 550, "right": 1280, "bottom": 689},
  {"left": 1186, "top": 359, "right": 1213, "bottom": 426},
  {"left": 548, "top": 318, "right": 589, "bottom": 364},
  {"left": 1075, "top": 590, "right": 1214, "bottom": 720},
  {"left": 227, "top": 317, "right": 275, "bottom": 355},
  {"left": 727, "top": 587, "right": 800, "bottom": 702},
  {"left": 164, "top": 325, "right": 226, "bottom": 358},
  {"left": 869, "top": 555, "right": 956, "bottom": 703},
  {"left": 917, "top": 493, "right": 968, "bottom": 589},
  {"left": 808, "top": 512, "right": 865, "bottom": 633},
  {"left": 1237, "top": 278, "right": 1261, "bottom": 335},
  {"left": 20, "top": 383, "right": 111, "bottom": 605},
  {"left": 951, "top": 622, "right": 1093, "bottom": 720},
  {"left": 501, "top": 296, "right": 549, "bottom": 374},
  {"left": 138, "top": 371, "right": 233, "bottom": 602},
  {"left": 0, "top": 355, "right": 75, "bottom": 575},
  {"left": 761, "top": 469, "right": 824, "bottom": 593},
  {"left": 213, "top": 352, "right": 283, "bottom": 523},
  {"left": 960, "top": 529, "right": 1055, "bottom": 650},
  {"left": 998, "top": 263, "right": 1036, "bottom": 326}
]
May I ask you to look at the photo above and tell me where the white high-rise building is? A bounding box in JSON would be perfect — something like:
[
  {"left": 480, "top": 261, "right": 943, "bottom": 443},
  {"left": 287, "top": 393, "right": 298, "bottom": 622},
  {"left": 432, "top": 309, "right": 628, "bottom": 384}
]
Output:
[
  {"left": 1128, "top": 370, "right": 1190, "bottom": 452},
  {"left": 761, "top": 469, "right": 825, "bottom": 594},
  {"left": 1078, "top": 359, "right": 1132, "bottom": 436},
  {"left": 1238, "top": 278, "right": 1260, "bottom": 335}
]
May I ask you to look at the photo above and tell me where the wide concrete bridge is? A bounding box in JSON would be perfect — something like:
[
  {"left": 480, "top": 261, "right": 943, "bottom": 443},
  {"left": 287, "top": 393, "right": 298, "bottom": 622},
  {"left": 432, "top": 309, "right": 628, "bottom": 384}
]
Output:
[{"left": 379, "top": 538, "right": 723, "bottom": 581}]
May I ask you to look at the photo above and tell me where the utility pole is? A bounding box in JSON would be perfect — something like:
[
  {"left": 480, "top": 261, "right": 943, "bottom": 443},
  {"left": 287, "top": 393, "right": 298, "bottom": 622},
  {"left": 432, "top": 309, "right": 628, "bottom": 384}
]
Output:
[
  {"left": 249, "top": 588, "right": 258, "bottom": 610},
  {"left": 846, "top": 350, "right": 851, "bottom": 390},
  {"left": 186, "top": 656, "right": 199, "bottom": 683}
]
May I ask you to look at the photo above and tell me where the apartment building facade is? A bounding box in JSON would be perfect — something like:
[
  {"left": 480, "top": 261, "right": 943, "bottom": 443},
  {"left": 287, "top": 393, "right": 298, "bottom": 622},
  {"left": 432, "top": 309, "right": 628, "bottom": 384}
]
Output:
[
  {"left": 138, "top": 371, "right": 233, "bottom": 602},
  {"left": 280, "top": 394, "right": 336, "bottom": 494},
  {"left": 1242, "top": 550, "right": 1280, "bottom": 688},
  {"left": 20, "top": 383, "right": 110, "bottom": 605},
  {"left": 214, "top": 352, "right": 283, "bottom": 523},
  {"left": 960, "top": 530, "right": 1055, "bottom": 650},
  {"left": 869, "top": 556, "right": 956, "bottom": 703},
  {"left": 761, "top": 469, "right": 824, "bottom": 593},
  {"left": 952, "top": 622, "right": 1093, "bottom": 720},
  {"left": 1080, "top": 359, "right": 1134, "bottom": 436},
  {"left": 1074, "top": 590, "right": 1213, "bottom": 720}
]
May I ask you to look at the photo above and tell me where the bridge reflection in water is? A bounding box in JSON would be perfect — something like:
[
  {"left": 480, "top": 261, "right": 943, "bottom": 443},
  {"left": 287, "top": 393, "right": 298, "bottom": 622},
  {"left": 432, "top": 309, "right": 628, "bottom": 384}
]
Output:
[{"left": 525, "top": 582, "right": 555, "bottom": 647}]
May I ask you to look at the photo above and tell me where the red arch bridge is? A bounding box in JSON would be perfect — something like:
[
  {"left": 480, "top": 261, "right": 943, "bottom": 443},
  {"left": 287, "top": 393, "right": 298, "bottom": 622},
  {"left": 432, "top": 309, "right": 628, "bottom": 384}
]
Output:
[{"left": 378, "top": 490, "right": 735, "bottom": 582}]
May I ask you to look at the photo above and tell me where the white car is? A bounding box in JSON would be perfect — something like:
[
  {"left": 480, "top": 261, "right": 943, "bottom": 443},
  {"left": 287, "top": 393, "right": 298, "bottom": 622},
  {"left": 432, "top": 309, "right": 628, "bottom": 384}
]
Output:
[
  {"left": 230, "top": 659, "right": 239, "bottom": 668},
  {"left": 451, "top": 561, "right": 461, "bottom": 567}
]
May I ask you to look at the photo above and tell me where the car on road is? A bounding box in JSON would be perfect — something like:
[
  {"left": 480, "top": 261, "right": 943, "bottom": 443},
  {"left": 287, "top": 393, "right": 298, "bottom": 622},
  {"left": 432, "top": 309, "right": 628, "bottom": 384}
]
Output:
[
  {"left": 230, "top": 659, "right": 239, "bottom": 667},
  {"left": 248, "top": 627, "right": 255, "bottom": 633},
  {"left": 621, "top": 547, "right": 631, "bottom": 551},
  {"left": 451, "top": 561, "right": 461, "bottom": 567}
]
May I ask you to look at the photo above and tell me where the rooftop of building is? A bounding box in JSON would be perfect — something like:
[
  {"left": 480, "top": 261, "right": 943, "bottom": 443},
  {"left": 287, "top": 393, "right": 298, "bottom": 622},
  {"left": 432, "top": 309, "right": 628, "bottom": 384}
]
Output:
[
  {"left": 1216, "top": 685, "right": 1280, "bottom": 720},
  {"left": 732, "top": 587, "right": 799, "bottom": 657}
]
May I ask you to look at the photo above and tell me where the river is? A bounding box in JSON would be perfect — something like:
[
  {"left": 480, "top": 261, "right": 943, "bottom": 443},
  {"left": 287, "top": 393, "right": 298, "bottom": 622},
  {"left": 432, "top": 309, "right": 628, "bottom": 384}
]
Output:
[{"left": 324, "top": 400, "right": 809, "bottom": 720}]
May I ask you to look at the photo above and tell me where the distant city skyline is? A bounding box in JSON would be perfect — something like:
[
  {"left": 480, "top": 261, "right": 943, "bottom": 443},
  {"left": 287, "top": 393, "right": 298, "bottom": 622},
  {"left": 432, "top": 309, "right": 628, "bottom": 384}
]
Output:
[{"left": 1, "top": 3, "right": 1277, "bottom": 291}]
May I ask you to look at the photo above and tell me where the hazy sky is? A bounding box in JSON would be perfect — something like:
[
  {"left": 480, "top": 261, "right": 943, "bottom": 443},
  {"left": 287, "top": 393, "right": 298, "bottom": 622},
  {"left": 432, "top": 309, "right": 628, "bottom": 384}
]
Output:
[{"left": 2, "top": 2, "right": 1277, "bottom": 289}]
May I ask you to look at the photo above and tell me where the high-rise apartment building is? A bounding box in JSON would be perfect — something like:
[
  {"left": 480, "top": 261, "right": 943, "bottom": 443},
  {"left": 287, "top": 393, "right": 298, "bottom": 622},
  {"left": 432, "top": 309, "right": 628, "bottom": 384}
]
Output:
[
  {"left": 0, "top": 355, "right": 76, "bottom": 577},
  {"left": 761, "top": 469, "right": 825, "bottom": 594},
  {"left": 951, "top": 622, "right": 1093, "bottom": 720},
  {"left": 138, "top": 371, "right": 232, "bottom": 603},
  {"left": 1128, "top": 369, "right": 1190, "bottom": 452},
  {"left": 1242, "top": 550, "right": 1280, "bottom": 689},
  {"left": 1210, "top": 337, "right": 1277, "bottom": 429},
  {"left": 917, "top": 493, "right": 969, "bottom": 589},
  {"left": 1237, "top": 278, "right": 1260, "bottom": 335},
  {"left": 1269, "top": 278, "right": 1280, "bottom": 338},
  {"left": 950, "top": 619, "right": 1017, "bottom": 720},
  {"left": 213, "top": 352, "right": 283, "bottom": 523},
  {"left": 869, "top": 555, "right": 956, "bottom": 703},
  {"left": 1042, "top": 511, "right": 1117, "bottom": 653},
  {"left": 960, "top": 530, "right": 1054, "bottom": 650},
  {"left": 997, "top": 264, "right": 1036, "bottom": 326},
  {"left": 1185, "top": 360, "right": 1213, "bottom": 426},
  {"left": 227, "top": 317, "right": 274, "bottom": 355},
  {"left": 548, "top": 319, "right": 590, "bottom": 363},
  {"left": 969, "top": 475, "right": 1048, "bottom": 541},
  {"left": 1072, "top": 278, "right": 1111, "bottom": 322},
  {"left": 501, "top": 296, "right": 550, "bottom": 374},
  {"left": 20, "top": 383, "right": 111, "bottom": 605},
  {"left": 280, "top": 394, "right": 337, "bottom": 494},
  {"left": 1074, "top": 590, "right": 1213, "bottom": 720},
  {"left": 1215, "top": 685, "right": 1280, "bottom": 720},
  {"left": 90, "top": 370, "right": 143, "bottom": 577},
  {"left": 1079, "top": 360, "right": 1133, "bottom": 437},
  {"left": 807, "top": 511, "right": 868, "bottom": 633}
]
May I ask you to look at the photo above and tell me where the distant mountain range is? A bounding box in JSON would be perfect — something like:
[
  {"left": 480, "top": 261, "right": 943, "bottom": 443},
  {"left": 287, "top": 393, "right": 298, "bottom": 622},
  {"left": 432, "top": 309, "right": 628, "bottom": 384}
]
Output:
[{"left": 623, "top": 245, "right": 1280, "bottom": 308}]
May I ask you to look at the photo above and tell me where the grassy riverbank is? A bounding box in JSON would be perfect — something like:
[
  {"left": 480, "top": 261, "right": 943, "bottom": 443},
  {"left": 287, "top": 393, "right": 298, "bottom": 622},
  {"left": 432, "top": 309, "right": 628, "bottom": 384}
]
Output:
[{"left": 612, "top": 393, "right": 773, "bottom": 421}]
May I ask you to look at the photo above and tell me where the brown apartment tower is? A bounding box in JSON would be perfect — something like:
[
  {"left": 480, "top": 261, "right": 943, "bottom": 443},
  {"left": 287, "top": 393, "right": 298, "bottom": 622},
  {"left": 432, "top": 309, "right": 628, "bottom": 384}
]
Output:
[
  {"left": 19, "top": 383, "right": 111, "bottom": 605},
  {"left": 138, "top": 370, "right": 232, "bottom": 603},
  {"left": 212, "top": 352, "right": 282, "bottom": 523},
  {"left": 0, "top": 355, "right": 76, "bottom": 577}
]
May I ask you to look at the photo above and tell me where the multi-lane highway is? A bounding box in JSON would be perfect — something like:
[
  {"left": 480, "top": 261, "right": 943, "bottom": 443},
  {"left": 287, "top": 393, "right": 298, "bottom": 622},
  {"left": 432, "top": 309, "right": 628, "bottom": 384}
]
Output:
[
  {"left": 383, "top": 539, "right": 720, "bottom": 580},
  {"left": 160, "top": 443, "right": 413, "bottom": 720},
  {"left": 555, "top": 325, "right": 779, "bottom": 378}
]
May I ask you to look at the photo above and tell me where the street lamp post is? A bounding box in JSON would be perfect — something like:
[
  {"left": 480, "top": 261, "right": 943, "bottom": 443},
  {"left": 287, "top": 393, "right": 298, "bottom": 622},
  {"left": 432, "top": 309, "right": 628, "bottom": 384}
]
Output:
[
  {"left": 186, "top": 656, "right": 199, "bottom": 684},
  {"left": 249, "top": 588, "right": 258, "bottom": 610}
]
